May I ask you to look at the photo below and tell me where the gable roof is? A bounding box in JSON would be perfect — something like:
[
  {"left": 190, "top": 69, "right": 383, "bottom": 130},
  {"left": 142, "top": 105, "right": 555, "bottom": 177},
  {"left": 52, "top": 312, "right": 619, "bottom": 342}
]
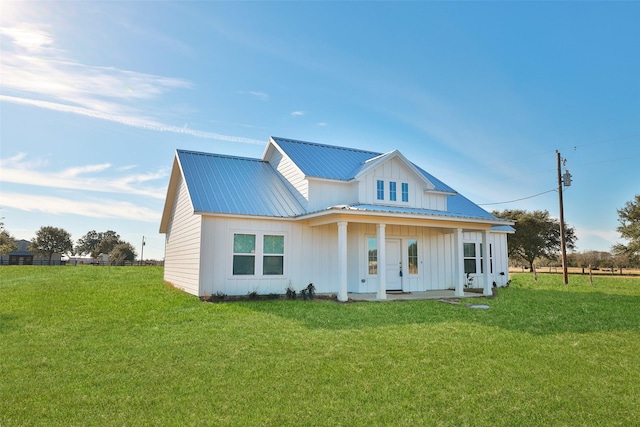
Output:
[
  {"left": 270, "top": 137, "right": 455, "bottom": 194},
  {"left": 269, "top": 136, "right": 381, "bottom": 181},
  {"left": 160, "top": 150, "right": 306, "bottom": 231}
]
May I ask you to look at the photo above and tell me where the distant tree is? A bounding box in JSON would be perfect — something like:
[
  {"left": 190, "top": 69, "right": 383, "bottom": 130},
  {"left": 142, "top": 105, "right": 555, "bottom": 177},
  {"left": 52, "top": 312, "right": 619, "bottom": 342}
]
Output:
[
  {"left": 76, "top": 230, "right": 121, "bottom": 258},
  {"left": 29, "top": 226, "right": 73, "bottom": 265},
  {"left": 0, "top": 220, "right": 17, "bottom": 255},
  {"left": 493, "top": 209, "right": 577, "bottom": 271},
  {"left": 614, "top": 194, "right": 640, "bottom": 263},
  {"left": 109, "top": 242, "right": 137, "bottom": 266}
]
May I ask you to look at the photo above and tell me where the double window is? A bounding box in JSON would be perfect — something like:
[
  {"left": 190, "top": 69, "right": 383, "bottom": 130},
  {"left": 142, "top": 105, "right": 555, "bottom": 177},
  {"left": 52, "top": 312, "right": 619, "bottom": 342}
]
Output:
[
  {"left": 463, "top": 242, "right": 493, "bottom": 275},
  {"left": 233, "top": 233, "right": 284, "bottom": 276}
]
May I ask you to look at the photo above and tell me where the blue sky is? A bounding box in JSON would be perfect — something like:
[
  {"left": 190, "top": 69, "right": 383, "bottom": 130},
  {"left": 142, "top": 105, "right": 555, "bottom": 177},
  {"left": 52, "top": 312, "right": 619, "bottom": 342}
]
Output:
[{"left": 1, "top": 1, "right": 638, "bottom": 260}]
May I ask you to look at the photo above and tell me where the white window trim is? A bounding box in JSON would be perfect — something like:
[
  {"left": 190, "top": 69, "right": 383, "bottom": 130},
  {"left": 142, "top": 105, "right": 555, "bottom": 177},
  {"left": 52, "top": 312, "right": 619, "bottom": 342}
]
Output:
[
  {"left": 365, "top": 235, "right": 379, "bottom": 277},
  {"left": 229, "top": 230, "right": 288, "bottom": 279},
  {"left": 406, "top": 237, "right": 420, "bottom": 276}
]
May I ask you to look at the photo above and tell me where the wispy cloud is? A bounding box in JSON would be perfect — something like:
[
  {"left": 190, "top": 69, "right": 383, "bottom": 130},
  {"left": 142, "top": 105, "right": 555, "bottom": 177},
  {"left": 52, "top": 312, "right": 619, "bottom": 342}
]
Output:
[
  {"left": 239, "top": 90, "right": 269, "bottom": 101},
  {"left": 1, "top": 192, "right": 161, "bottom": 222},
  {"left": 0, "top": 24, "right": 263, "bottom": 145},
  {"left": 317, "top": 122, "right": 328, "bottom": 127},
  {"left": 290, "top": 111, "right": 305, "bottom": 117},
  {"left": 0, "top": 153, "right": 167, "bottom": 199}
]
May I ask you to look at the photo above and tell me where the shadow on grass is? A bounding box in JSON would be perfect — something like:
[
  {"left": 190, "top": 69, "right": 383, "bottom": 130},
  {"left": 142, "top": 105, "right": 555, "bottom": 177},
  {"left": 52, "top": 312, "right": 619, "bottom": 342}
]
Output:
[{"left": 241, "top": 288, "right": 640, "bottom": 335}]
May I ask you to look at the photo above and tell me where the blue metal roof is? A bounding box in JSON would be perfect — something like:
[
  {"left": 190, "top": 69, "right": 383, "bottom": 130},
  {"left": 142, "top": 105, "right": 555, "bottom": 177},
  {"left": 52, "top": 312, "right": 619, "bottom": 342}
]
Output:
[
  {"left": 177, "top": 150, "right": 305, "bottom": 217},
  {"left": 170, "top": 138, "right": 510, "bottom": 226},
  {"left": 271, "top": 137, "right": 380, "bottom": 180},
  {"left": 272, "top": 137, "right": 456, "bottom": 194}
]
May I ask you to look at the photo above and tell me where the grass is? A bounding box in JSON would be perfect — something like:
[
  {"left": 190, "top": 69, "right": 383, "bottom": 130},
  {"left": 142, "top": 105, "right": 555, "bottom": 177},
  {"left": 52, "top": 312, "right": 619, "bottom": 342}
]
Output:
[{"left": 1, "top": 266, "right": 639, "bottom": 426}]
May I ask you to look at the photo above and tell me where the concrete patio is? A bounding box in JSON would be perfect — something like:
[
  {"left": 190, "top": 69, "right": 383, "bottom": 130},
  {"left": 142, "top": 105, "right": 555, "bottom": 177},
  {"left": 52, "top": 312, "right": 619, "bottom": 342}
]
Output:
[{"left": 347, "top": 289, "right": 491, "bottom": 302}]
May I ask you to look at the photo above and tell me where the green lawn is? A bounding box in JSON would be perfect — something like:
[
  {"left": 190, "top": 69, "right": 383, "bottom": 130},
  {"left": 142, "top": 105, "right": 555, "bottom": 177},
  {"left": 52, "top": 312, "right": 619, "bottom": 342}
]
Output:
[{"left": 1, "top": 266, "right": 639, "bottom": 426}]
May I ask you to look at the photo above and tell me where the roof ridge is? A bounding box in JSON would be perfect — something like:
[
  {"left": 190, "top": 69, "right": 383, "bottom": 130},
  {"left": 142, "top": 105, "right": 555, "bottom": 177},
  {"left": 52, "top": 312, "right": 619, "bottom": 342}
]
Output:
[
  {"left": 177, "top": 149, "right": 261, "bottom": 162},
  {"left": 271, "top": 136, "right": 381, "bottom": 156}
]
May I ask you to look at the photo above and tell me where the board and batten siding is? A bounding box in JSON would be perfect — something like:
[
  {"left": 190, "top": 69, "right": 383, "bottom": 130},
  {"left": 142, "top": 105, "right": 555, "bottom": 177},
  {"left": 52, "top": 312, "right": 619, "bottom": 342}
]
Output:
[
  {"left": 190, "top": 215, "right": 510, "bottom": 296},
  {"left": 358, "top": 158, "right": 447, "bottom": 210},
  {"left": 198, "top": 217, "right": 344, "bottom": 296},
  {"left": 163, "top": 175, "right": 203, "bottom": 295}
]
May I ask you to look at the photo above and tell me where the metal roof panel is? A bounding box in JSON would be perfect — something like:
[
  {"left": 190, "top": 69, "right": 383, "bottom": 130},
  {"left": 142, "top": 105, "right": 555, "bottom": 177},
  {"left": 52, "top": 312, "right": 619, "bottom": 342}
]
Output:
[
  {"left": 271, "top": 137, "right": 380, "bottom": 180},
  {"left": 177, "top": 150, "right": 305, "bottom": 217}
]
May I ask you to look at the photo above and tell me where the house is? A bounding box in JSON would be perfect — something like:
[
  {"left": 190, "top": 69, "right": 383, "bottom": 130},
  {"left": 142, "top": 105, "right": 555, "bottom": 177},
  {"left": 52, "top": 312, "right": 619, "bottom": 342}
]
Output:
[
  {"left": 160, "top": 137, "right": 514, "bottom": 301},
  {"left": 7, "top": 239, "right": 62, "bottom": 265}
]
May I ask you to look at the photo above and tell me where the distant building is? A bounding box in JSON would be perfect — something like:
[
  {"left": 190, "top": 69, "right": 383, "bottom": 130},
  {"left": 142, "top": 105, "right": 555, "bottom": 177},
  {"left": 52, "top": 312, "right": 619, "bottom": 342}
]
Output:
[{"left": 8, "top": 239, "right": 62, "bottom": 265}]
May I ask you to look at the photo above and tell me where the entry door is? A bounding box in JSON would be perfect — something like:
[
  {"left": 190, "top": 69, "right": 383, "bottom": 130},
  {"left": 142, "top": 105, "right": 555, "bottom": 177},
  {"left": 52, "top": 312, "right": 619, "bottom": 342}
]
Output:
[{"left": 385, "top": 239, "right": 402, "bottom": 291}]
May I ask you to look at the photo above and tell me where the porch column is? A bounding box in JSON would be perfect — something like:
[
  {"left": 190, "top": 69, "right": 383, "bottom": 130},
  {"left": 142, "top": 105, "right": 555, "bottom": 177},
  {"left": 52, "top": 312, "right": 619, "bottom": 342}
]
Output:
[
  {"left": 377, "top": 223, "right": 387, "bottom": 300},
  {"left": 337, "top": 221, "right": 348, "bottom": 302},
  {"left": 482, "top": 229, "right": 492, "bottom": 296},
  {"left": 454, "top": 228, "right": 465, "bottom": 297}
]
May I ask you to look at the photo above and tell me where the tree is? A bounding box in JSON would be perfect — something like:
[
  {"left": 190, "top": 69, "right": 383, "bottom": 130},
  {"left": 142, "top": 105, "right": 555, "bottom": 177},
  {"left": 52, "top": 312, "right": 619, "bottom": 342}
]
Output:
[
  {"left": 29, "top": 226, "right": 73, "bottom": 265},
  {"left": 493, "top": 209, "right": 577, "bottom": 271},
  {"left": 109, "top": 242, "right": 137, "bottom": 266},
  {"left": 0, "top": 220, "right": 17, "bottom": 256},
  {"left": 615, "top": 194, "right": 640, "bottom": 261},
  {"left": 75, "top": 230, "right": 121, "bottom": 258}
]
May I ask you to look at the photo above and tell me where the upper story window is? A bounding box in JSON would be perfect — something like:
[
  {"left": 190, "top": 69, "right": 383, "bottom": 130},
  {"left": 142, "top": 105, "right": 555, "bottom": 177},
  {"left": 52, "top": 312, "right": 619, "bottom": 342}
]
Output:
[
  {"left": 376, "top": 180, "right": 384, "bottom": 200},
  {"left": 389, "top": 181, "right": 397, "bottom": 201},
  {"left": 401, "top": 182, "right": 409, "bottom": 202}
]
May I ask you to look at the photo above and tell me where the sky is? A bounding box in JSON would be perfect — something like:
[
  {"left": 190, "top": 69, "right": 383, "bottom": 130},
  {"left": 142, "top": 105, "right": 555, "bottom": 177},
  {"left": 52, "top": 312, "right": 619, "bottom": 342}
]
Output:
[{"left": 1, "top": 1, "right": 639, "bottom": 261}]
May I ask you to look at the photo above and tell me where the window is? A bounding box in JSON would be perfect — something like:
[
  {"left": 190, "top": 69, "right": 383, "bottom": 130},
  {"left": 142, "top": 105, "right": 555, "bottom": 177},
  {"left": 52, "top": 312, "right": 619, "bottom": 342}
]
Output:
[
  {"left": 263, "top": 235, "right": 284, "bottom": 275},
  {"left": 377, "top": 180, "right": 384, "bottom": 200},
  {"left": 233, "top": 234, "right": 255, "bottom": 275},
  {"left": 480, "top": 243, "right": 493, "bottom": 274},
  {"left": 463, "top": 242, "right": 476, "bottom": 274},
  {"left": 389, "top": 181, "right": 397, "bottom": 201},
  {"left": 368, "top": 237, "right": 377, "bottom": 274},
  {"left": 232, "top": 233, "right": 285, "bottom": 276},
  {"left": 401, "top": 182, "right": 409, "bottom": 202},
  {"left": 408, "top": 239, "right": 418, "bottom": 274}
]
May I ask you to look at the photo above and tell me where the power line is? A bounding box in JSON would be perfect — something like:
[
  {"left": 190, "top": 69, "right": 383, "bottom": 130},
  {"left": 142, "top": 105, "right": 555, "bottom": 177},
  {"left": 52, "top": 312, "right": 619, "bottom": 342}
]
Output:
[{"left": 477, "top": 188, "right": 557, "bottom": 206}]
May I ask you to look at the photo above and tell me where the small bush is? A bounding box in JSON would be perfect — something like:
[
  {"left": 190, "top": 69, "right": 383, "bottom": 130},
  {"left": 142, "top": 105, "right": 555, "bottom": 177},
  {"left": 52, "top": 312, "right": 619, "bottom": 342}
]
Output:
[{"left": 285, "top": 286, "right": 297, "bottom": 300}]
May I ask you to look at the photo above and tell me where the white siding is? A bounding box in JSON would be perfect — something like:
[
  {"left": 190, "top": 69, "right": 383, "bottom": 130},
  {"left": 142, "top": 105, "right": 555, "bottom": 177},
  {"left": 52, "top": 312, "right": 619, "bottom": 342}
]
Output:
[
  {"left": 198, "top": 217, "right": 343, "bottom": 296},
  {"left": 358, "top": 157, "right": 447, "bottom": 210},
  {"left": 268, "top": 149, "right": 309, "bottom": 209},
  {"left": 307, "top": 180, "right": 358, "bottom": 212},
  {"left": 163, "top": 176, "right": 202, "bottom": 295}
]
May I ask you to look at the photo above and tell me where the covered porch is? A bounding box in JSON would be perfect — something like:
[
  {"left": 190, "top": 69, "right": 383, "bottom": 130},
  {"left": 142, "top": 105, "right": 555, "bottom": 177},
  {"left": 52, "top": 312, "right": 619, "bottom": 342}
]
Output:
[{"left": 302, "top": 208, "right": 506, "bottom": 302}]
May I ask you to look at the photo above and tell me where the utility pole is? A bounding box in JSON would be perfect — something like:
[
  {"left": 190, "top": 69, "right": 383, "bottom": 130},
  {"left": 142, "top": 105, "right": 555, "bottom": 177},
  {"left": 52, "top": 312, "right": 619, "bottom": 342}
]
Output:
[
  {"left": 140, "top": 236, "right": 145, "bottom": 266},
  {"left": 556, "top": 151, "right": 569, "bottom": 284}
]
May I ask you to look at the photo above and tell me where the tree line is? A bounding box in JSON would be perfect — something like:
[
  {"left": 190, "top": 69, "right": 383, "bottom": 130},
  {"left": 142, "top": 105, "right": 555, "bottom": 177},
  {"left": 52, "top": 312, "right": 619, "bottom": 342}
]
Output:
[
  {"left": 492, "top": 194, "right": 640, "bottom": 270},
  {"left": 0, "top": 224, "right": 138, "bottom": 265},
  {"left": 2, "top": 195, "right": 639, "bottom": 268}
]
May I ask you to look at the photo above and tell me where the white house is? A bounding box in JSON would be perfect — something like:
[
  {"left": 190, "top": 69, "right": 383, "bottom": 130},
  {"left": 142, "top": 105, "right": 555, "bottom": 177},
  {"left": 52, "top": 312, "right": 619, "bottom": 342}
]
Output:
[{"left": 160, "top": 137, "right": 514, "bottom": 301}]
